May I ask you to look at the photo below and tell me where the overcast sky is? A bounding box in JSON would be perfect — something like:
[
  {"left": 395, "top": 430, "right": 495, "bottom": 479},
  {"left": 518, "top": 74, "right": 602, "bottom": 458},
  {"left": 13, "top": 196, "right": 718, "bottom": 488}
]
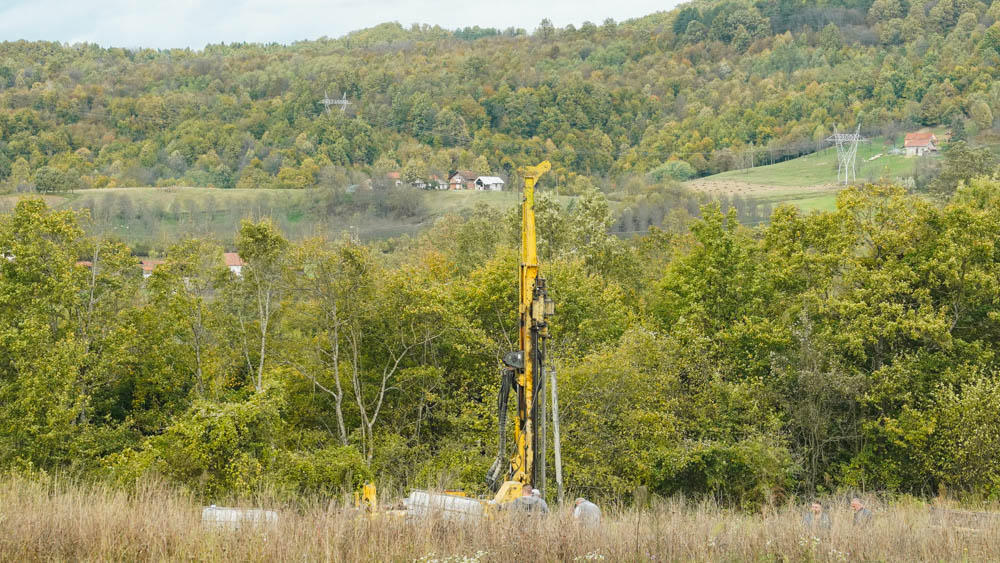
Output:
[{"left": 0, "top": 0, "right": 683, "bottom": 50}]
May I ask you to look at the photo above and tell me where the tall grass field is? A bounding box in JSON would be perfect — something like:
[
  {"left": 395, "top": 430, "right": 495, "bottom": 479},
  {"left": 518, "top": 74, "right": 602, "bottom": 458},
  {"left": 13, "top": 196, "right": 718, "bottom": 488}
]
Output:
[{"left": 1, "top": 475, "right": 996, "bottom": 562}]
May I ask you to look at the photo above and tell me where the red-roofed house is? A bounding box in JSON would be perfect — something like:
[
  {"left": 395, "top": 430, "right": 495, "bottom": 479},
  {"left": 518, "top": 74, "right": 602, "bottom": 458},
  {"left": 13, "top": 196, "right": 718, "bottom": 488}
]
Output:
[
  {"left": 448, "top": 170, "right": 478, "bottom": 190},
  {"left": 140, "top": 259, "right": 165, "bottom": 278},
  {"left": 224, "top": 252, "right": 245, "bottom": 276},
  {"left": 904, "top": 132, "right": 938, "bottom": 157}
]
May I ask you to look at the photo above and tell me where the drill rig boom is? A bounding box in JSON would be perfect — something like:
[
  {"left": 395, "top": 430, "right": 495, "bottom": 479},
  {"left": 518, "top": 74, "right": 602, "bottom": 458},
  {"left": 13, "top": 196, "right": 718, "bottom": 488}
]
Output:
[{"left": 487, "top": 161, "right": 554, "bottom": 500}]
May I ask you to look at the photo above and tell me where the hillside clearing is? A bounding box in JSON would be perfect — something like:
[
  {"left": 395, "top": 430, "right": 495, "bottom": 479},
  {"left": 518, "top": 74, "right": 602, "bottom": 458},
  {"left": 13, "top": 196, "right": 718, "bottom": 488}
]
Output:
[{"left": 685, "top": 139, "right": 937, "bottom": 212}]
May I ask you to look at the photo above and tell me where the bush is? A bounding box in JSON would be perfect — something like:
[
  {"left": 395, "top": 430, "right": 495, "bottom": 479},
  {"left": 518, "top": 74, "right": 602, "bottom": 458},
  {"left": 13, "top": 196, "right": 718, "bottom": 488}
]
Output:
[
  {"left": 108, "top": 392, "right": 283, "bottom": 498},
  {"left": 273, "top": 445, "right": 370, "bottom": 497},
  {"left": 649, "top": 160, "right": 696, "bottom": 182},
  {"left": 652, "top": 437, "right": 797, "bottom": 507}
]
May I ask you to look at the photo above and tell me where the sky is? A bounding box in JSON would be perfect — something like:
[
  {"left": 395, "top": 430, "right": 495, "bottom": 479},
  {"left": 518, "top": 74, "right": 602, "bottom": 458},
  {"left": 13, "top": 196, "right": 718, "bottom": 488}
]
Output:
[{"left": 0, "top": 0, "right": 684, "bottom": 50}]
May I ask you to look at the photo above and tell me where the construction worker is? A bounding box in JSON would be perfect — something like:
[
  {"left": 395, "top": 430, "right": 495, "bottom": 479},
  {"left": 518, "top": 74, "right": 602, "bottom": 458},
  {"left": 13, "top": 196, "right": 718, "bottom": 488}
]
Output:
[
  {"left": 802, "top": 500, "right": 831, "bottom": 533},
  {"left": 573, "top": 497, "right": 601, "bottom": 526},
  {"left": 851, "top": 497, "right": 873, "bottom": 527},
  {"left": 531, "top": 488, "right": 550, "bottom": 514},
  {"left": 512, "top": 483, "right": 549, "bottom": 515}
]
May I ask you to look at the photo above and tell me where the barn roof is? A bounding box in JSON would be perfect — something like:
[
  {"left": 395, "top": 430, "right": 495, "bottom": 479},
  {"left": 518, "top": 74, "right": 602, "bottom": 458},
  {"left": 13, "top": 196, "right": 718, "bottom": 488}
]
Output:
[
  {"left": 904, "top": 132, "right": 937, "bottom": 148},
  {"left": 449, "top": 170, "right": 477, "bottom": 180}
]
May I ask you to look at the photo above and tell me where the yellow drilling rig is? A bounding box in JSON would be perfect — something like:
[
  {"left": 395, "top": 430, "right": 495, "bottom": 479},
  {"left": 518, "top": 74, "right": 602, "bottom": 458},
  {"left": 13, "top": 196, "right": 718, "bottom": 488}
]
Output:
[
  {"left": 486, "top": 161, "right": 558, "bottom": 503},
  {"left": 363, "top": 162, "right": 562, "bottom": 519}
]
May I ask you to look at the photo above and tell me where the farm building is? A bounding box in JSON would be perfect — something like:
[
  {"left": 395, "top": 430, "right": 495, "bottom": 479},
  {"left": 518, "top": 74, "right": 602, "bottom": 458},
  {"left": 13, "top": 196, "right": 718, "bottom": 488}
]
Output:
[
  {"left": 140, "top": 259, "right": 165, "bottom": 278},
  {"left": 904, "top": 132, "right": 938, "bottom": 157},
  {"left": 448, "top": 170, "right": 478, "bottom": 190},
  {"left": 136, "top": 254, "right": 245, "bottom": 278},
  {"left": 224, "top": 252, "right": 245, "bottom": 276},
  {"left": 475, "top": 176, "right": 505, "bottom": 191}
]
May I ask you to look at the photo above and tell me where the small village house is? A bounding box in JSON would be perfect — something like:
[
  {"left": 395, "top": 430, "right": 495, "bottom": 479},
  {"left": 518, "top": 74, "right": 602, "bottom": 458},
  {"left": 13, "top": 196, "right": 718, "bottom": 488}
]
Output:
[
  {"left": 412, "top": 175, "right": 447, "bottom": 190},
  {"left": 904, "top": 132, "right": 938, "bottom": 157},
  {"left": 224, "top": 252, "right": 245, "bottom": 276},
  {"left": 448, "top": 170, "right": 478, "bottom": 190},
  {"left": 140, "top": 259, "right": 165, "bottom": 279},
  {"left": 475, "top": 176, "right": 505, "bottom": 191},
  {"left": 135, "top": 253, "right": 244, "bottom": 278}
]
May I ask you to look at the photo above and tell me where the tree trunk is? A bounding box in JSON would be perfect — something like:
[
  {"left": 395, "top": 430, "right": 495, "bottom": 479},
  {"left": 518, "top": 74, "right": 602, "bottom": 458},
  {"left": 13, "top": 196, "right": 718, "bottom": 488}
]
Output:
[{"left": 256, "top": 287, "right": 270, "bottom": 393}]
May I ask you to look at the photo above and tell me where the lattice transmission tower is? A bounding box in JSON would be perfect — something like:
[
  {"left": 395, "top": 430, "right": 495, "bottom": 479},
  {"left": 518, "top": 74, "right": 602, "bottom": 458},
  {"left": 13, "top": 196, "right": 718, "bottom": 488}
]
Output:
[
  {"left": 826, "top": 124, "right": 865, "bottom": 185},
  {"left": 320, "top": 91, "right": 351, "bottom": 114}
]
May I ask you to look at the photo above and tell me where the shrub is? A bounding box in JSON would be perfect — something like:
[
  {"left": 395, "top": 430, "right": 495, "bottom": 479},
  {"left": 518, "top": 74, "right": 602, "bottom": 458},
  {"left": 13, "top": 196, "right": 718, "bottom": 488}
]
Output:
[
  {"left": 648, "top": 160, "right": 696, "bottom": 182},
  {"left": 109, "top": 392, "right": 282, "bottom": 498},
  {"left": 273, "top": 445, "right": 371, "bottom": 497},
  {"left": 652, "top": 437, "right": 797, "bottom": 507}
]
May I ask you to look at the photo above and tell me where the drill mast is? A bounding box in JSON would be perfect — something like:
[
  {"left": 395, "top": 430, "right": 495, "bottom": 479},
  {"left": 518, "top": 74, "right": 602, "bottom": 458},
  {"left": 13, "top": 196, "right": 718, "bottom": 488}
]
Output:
[{"left": 487, "top": 161, "right": 554, "bottom": 496}]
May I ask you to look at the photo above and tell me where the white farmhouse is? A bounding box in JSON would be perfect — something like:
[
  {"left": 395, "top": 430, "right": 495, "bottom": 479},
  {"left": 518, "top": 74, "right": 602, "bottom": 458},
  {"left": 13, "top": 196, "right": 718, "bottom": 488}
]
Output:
[
  {"left": 904, "top": 132, "right": 938, "bottom": 157},
  {"left": 475, "top": 176, "right": 505, "bottom": 191}
]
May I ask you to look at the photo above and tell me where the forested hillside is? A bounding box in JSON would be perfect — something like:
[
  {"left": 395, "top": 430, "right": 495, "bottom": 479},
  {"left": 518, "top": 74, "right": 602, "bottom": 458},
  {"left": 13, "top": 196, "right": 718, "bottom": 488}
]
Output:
[
  {"left": 2, "top": 0, "right": 1000, "bottom": 194},
  {"left": 3, "top": 177, "right": 1000, "bottom": 503}
]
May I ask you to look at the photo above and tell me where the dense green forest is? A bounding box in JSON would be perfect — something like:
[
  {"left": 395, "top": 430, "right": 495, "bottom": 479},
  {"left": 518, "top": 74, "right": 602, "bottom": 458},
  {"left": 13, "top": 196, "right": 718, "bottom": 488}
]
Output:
[
  {"left": 2, "top": 0, "right": 1000, "bottom": 195},
  {"left": 3, "top": 176, "right": 1000, "bottom": 504}
]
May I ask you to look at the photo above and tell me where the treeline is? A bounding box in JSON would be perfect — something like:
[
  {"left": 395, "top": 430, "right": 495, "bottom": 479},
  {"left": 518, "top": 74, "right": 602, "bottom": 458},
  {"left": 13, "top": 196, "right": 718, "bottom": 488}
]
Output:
[
  {"left": 3, "top": 179, "right": 1000, "bottom": 505},
  {"left": 615, "top": 189, "right": 776, "bottom": 235},
  {"left": 2, "top": 0, "right": 1000, "bottom": 194}
]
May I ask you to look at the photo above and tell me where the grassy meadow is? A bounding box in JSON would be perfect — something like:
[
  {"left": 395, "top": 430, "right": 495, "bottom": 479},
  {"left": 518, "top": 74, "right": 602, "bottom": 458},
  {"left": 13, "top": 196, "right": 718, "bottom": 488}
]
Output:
[
  {"left": 1, "top": 475, "right": 996, "bottom": 562},
  {"left": 703, "top": 144, "right": 917, "bottom": 189},
  {"left": 687, "top": 136, "right": 938, "bottom": 214}
]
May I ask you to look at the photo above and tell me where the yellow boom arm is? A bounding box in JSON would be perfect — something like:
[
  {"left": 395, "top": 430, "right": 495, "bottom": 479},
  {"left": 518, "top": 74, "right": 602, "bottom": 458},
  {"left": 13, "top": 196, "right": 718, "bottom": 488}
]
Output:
[{"left": 487, "top": 161, "right": 555, "bottom": 499}]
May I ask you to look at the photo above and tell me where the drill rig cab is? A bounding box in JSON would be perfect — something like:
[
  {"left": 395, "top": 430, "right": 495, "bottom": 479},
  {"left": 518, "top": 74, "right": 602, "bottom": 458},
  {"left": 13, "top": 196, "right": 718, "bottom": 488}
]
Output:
[{"left": 486, "top": 161, "right": 556, "bottom": 504}]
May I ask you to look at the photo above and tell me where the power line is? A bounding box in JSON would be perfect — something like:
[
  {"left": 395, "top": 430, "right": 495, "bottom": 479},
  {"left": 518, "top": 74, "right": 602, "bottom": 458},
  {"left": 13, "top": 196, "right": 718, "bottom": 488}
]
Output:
[{"left": 826, "top": 124, "right": 865, "bottom": 185}]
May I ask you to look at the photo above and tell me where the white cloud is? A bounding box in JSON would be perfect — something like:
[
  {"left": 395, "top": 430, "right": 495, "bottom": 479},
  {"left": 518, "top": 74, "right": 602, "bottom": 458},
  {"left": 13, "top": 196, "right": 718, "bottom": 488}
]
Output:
[{"left": 0, "top": 0, "right": 682, "bottom": 49}]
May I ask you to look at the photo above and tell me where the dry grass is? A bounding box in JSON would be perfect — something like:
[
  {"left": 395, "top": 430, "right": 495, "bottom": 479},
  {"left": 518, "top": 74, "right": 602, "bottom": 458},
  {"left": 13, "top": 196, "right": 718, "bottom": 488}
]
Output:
[{"left": 0, "top": 475, "right": 996, "bottom": 562}]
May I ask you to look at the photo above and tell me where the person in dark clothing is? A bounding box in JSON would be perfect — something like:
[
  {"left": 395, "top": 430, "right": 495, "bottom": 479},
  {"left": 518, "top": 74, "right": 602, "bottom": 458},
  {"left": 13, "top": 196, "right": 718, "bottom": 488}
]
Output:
[
  {"left": 802, "top": 500, "right": 831, "bottom": 532},
  {"left": 511, "top": 483, "right": 549, "bottom": 515}
]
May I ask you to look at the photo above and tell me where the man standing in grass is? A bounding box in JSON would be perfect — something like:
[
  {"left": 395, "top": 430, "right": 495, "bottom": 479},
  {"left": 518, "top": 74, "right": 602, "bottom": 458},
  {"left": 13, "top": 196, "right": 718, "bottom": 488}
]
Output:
[
  {"left": 512, "top": 484, "right": 549, "bottom": 515},
  {"left": 573, "top": 497, "right": 601, "bottom": 526},
  {"left": 802, "top": 500, "right": 831, "bottom": 532},
  {"left": 851, "top": 497, "right": 873, "bottom": 527}
]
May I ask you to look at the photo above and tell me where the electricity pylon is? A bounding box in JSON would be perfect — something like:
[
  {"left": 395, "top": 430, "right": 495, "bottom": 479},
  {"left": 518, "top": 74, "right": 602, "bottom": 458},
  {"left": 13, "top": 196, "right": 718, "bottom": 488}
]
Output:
[{"left": 826, "top": 124, "right": 864, "bottom": 185}]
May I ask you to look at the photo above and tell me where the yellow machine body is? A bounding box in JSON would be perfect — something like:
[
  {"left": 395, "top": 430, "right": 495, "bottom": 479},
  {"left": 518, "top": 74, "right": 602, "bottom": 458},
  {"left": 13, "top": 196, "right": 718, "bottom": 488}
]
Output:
[{"left": 354, "top": 481, "right": 378, "bottom": 512}]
